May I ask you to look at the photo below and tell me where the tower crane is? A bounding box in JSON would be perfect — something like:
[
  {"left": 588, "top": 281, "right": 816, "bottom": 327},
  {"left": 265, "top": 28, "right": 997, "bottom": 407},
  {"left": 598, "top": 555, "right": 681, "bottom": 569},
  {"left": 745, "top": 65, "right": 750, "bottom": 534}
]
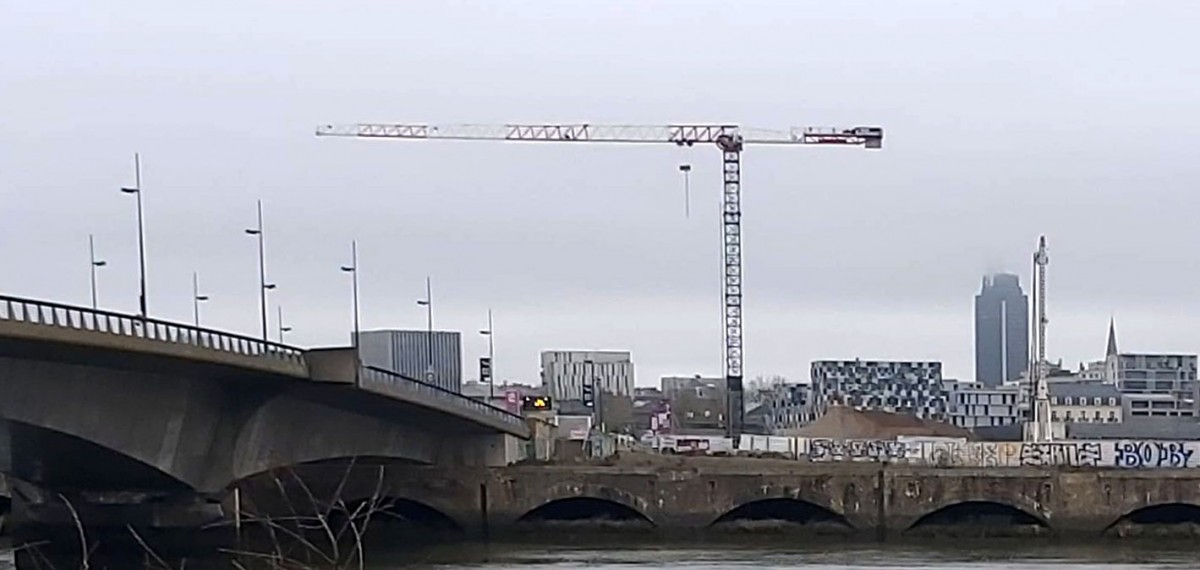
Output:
[{"left": 316, "top": 122, "right": 884, "bottom": 439}]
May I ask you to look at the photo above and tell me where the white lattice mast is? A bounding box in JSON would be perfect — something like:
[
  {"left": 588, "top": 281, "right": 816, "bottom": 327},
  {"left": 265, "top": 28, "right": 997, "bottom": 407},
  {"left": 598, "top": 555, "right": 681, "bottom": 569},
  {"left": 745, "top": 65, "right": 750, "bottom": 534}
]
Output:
[{"left": 1032, "top": 235, "right": 1052, "bottom": 442}]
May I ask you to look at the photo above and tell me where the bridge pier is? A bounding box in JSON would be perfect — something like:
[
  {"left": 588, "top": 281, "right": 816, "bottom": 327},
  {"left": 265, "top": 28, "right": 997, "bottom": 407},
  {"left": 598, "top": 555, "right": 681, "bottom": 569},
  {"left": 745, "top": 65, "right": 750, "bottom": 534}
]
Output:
[{"left": 5, "top": 478, "right": 227, "bottom": 557}]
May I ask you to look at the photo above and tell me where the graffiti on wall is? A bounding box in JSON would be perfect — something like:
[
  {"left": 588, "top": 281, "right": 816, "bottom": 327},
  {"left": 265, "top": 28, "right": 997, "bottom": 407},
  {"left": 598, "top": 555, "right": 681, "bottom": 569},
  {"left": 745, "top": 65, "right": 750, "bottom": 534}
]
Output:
[
  {"left": 1017, "top": 442, "right": 1102, "bottom": 467},
  {"left": 807, "top": 438, "right": 908, "bottom": 462},
  {"left": 745, "top": 436, "right": 1200, "bottom": 469},
  {"left": 1113, "top": 441, "right": 1197, "bottom": 468},
  {"left": 921, "top": 441, "right": 1024, "bottom": 468}
]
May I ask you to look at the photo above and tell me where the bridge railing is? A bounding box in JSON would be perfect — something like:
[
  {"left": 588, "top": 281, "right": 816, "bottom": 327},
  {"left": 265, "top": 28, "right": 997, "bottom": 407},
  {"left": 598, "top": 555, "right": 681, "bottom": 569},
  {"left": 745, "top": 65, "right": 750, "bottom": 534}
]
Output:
[
  {"left": 0, "top": 294, "right": 305, "bottom": 365},
  {"left": 360, "top": 365, "right": 526, "bottom": 429}
]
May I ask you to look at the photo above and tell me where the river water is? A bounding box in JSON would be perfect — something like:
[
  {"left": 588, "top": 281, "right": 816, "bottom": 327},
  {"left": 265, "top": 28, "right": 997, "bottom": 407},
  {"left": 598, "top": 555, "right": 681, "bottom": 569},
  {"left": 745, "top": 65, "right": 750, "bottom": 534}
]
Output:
[
  {"left": 3, "top": 541, "right": 1197, "bottom": 569},
  {"left": 374, "top": 542, "right": 1196, "bottom": 569}
]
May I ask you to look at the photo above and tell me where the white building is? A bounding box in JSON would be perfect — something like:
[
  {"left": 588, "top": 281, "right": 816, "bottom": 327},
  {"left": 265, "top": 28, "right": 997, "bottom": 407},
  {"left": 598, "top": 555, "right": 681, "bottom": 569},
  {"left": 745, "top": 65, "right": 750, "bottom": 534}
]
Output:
[
  {"left": 540, "top": 350, "right": 634, "bottom": 402},
  {"left": 949, "top": 381, "right": 1021, "bottom": 429},
  {"left": 1048, "top": 382, "right": 1122, "bottom": 424}
]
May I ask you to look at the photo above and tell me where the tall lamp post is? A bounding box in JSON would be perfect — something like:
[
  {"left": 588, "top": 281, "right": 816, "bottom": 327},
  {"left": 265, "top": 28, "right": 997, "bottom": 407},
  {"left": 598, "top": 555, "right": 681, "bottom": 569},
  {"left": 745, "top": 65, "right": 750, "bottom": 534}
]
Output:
[
  {"left": 119, "top": 153, "right": 147, "bottom": 319},
  {"left": 340, "top": 240, "right": 360, "bottom": 349},
  {"left": 416, "top": 276, "right": 434, "bottom": 383},
  {"left": 277, "top": 305, "right": 292, "bottom": 343},
  {"left": 479, "top": 309, "right": 495, "bottom": 398},
  {"left": 88, "top": 234, "right": 107, "bottom": 310},
  {"left": 192, "top": 272, "right": 210, "bottom": 327},
  {"left": 244, "top": 200, "right": 275, "bottom": 341}
]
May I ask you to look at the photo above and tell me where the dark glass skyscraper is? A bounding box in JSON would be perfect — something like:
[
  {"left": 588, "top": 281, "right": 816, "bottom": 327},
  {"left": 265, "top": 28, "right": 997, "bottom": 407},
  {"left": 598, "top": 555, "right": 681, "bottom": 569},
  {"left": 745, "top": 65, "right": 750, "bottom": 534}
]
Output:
[{"left": 974, "top": 273, "right": 1029, "bottom": 387}]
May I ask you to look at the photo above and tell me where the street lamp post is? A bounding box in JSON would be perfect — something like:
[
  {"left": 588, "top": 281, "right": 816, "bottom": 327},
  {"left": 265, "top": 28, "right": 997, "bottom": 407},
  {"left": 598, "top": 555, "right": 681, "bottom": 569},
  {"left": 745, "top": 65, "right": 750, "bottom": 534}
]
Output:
[
  {"left": 277, "top": 305, "right": 292, "bottom": 343},
  {"left": 340, "top": 240, "right": 360, "bottom": 349},
  {"left": 244, "top": 200, "right": 274, "bottom": 342},
  {"left": 119, "top": 153, "right": 147, "bottom": 319},
  {"left": 192, "top": 272, "right": 210, "bottom": 327},
  {"left": 88, "top": 234, "right": 107, "bottom": 310},
  {"left": 416, "top": 276, "right": 434, "bottom": 384},
  {"left": 479, "top": 309, "right": 495, "bottom": 399}
]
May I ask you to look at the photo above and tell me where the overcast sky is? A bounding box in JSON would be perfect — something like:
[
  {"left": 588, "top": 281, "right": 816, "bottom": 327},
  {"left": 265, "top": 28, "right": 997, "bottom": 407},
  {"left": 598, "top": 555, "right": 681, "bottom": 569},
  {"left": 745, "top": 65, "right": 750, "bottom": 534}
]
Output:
[{"left": 4, "top": 1, "right": 1200, "bottom": 386}]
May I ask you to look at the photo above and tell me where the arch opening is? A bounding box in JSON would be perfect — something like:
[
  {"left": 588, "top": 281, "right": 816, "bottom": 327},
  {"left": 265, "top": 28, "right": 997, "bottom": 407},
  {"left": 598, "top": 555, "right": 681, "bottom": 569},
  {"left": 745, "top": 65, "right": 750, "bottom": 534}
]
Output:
[
  {"left": 1106, "top": 503, "right": 1200, "bottom": 538},
  {"left": 328, "top": 497, "right": 462, "bottom": 539},
  {"left": 907, "top": 501, "right": 1047, "bottom": 537},
  {"left": 711, "top": 498, "right": 852, "bottom": 533},
  {"left": 9, "top": 422, "right": 189, "bottom": 492},
  {"left": 518, "top": 498, "right": 653, "bottom": 527}
]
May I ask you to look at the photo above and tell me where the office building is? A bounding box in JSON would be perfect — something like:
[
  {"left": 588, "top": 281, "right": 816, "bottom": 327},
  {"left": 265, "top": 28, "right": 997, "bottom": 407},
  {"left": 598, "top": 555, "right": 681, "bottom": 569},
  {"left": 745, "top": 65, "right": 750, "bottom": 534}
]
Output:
[
  {"left": 540, "top": 350, "right": 634, "bottom": 402},
  {"left": 661, "top": 376, "right": 726, "bottom": 435},
  {"left": 811, "top": 359, "right": 949, "bottom": 421},
  {"left": 756, "top": 382, "right": 816, "bottom": 434},
  {"left": 974, "top": 273, "right": 1029, "bottom": 387},
  {"left": 1103, "top": 321, "right": 1197, "bottom": 418},
  {"left": 356, "top": 329, "right": 462, "bottom": 393},
  {"left": 949, "top": 381, "right": 1021, "bottom": 429}
]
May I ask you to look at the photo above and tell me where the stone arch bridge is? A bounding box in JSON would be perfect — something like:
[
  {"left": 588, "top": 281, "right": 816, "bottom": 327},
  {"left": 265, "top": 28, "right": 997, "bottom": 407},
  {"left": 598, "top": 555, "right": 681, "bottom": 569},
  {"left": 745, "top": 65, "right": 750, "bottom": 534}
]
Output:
[{"left": 243, "top": 461, "right": 1200, "bottom": 537}]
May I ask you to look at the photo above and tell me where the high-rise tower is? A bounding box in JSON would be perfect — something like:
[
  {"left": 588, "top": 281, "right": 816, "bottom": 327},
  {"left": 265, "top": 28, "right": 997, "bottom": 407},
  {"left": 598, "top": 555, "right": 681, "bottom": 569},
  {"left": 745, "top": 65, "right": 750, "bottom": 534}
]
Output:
[{"left": 974, "top": 273, "right": 1030, "bottom": 387}]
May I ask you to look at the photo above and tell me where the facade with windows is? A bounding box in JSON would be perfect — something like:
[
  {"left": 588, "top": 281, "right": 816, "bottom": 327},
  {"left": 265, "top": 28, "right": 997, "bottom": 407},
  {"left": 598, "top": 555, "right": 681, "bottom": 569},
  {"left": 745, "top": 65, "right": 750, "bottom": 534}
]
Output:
[
  {"left": 755, "top": 382, "right": 815, "bottom": 434},
  {"left": 1102, "top": 323, "right": 1197, "bottom": 418},
  {"left": 949, "top": 381, "right": 1021, "bottom": 429},
  {"left": 810, "top": 359, "right": 948, "bottom": 421},
  {"left": 661, "top": 376, "right": 726, "bottom": 434},
  {"left": 1048, "top": 382, "right": 1123, "bottom": 424},
  {"left": 1105, "top": 352, "right": 1197, "bottom": 418},
  {"left": 540, "top": 350, "right": 634, "bottom": 402}
]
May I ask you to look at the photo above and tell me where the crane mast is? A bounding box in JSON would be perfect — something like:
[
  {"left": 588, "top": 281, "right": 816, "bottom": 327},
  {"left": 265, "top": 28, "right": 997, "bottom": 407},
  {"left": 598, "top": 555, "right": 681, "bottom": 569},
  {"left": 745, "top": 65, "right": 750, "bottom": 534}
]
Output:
[{"left": 316, "top": 121, "right": 883, "bottom": 440}]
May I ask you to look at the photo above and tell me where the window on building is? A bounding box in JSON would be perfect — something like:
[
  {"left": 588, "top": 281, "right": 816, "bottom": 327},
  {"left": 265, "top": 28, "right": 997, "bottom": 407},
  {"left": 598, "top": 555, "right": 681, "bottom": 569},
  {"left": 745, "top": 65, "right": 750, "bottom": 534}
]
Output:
[
  {"left": 1065, "top": 411, "right": 1073, "bottom": 421},
  {"left": 1093, "top": 410, "right": 1102, "bottom": 421},
  {"left": 1093, "top": 397, "right": 1101, "bottom": 406},
  {"left": 1108, "top": 397, "right": 1117, "bottom": 406},
  {"left": 1108, "top": 410, "right": 1118, "bottom": 422},
  {"left": 1051, "top": 411, "right": 1060, "bottom": 421}
]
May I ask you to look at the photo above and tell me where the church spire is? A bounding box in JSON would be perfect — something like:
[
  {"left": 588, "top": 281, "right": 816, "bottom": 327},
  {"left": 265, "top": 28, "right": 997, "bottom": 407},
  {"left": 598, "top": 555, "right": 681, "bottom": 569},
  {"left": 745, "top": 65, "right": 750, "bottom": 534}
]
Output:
[{"left": 1106, "top": 317, "right": 1119, "bottom": 357}]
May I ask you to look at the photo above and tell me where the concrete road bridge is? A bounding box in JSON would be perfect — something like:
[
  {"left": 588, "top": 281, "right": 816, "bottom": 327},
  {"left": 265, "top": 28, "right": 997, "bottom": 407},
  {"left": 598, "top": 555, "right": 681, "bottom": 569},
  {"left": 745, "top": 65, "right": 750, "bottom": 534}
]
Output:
[{"left": 0, "top": 294, "right": 529, "bottom": 535}]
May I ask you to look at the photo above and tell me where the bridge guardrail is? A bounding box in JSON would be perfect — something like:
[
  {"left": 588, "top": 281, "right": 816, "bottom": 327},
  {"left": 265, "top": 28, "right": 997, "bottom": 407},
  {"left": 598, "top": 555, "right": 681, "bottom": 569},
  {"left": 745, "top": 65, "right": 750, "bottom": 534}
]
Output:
[
  {"left": 0, "top": 294, "right": 306, "bottom": 365},
  {"left": 360, "top": 365, "right": 526, "bottom": 430}
]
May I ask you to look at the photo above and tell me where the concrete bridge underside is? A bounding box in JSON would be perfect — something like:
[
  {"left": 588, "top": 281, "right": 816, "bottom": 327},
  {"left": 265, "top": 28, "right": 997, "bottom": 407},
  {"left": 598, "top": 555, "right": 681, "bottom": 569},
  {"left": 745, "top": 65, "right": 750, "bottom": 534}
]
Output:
[{"left": 0, "top": 338, "right": 518, "bottom": 497}]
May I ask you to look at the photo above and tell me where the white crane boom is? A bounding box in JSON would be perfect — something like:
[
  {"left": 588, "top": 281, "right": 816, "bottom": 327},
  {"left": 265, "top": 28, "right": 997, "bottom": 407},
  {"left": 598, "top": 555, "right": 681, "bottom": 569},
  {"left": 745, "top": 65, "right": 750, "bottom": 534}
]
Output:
[
  {"left": 316, "top": 123, "right": 883, "bottom": 148},
  {"left": 316, "top": 120, "right": 883, "bottom": 442}
]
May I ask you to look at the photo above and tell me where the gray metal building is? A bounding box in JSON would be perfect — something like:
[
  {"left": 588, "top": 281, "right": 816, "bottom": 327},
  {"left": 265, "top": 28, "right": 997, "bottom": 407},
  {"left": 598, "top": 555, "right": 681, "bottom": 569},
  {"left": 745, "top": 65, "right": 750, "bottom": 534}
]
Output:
[{"left": 356, "top": 329, "right": 462, "bottom": 393}]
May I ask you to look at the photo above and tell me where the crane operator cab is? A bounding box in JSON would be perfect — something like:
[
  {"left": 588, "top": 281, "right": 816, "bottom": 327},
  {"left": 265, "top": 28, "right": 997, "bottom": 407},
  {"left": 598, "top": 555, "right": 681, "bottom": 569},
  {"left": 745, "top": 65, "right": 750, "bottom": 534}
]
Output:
[{"left": 846, "top": 126, "right": 884, "bottom": 149}]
